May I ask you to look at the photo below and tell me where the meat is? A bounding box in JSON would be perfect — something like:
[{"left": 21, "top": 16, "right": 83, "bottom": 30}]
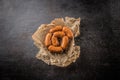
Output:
[
  {"left": 63, "top": 27, "right": 73, "bottom": 39},
  {"left": 61, "top": 36, "right": 69, "bottom": 49},
  {"left": 49, "top": 26, "right": 63, "bottom": 33},
  {"left": 53, "top": 31, "right": 65, "bottom": 38},
  {"left": 44, "top": 33, "right": 52, "bottom": 47},
  {"left": 52, "top": 35, "right": 59, "bottom": 46},
  {"left": 44, "top": 26, "right": 73, "bottom": 53},
  {"left": 48, "top": 45, "right": 63, "bottom": 53}
]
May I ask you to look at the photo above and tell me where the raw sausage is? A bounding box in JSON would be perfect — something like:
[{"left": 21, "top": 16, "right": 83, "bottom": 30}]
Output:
[
  {"left": 63, "top": 27, "right": 73, "bottom": 38},
  {"left": 52, "top": 35, "right": 59, "bottom": 46},
  {"left": 53, "top": 31, "right": 65, "bottom": 38},
  {"left": 48, "top": 45, "right": 63, "bottom": 53},
  {"left": 44, "top": 33, "right": 52, "bottom": 47},
  {"left": 61, "top": 36, "right": 69, "bottom": 49},
  {"left": 49, "top": 26, "right": 63, "bottom": 33}
]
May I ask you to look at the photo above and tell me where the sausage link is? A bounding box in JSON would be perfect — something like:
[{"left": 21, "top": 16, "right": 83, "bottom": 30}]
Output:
[
  {"left": 53, "top": 31, "right": 65, "bottom": 38},
  {"left": 48, "top": 45, "right": 63, "bottom": 53},
  {"left": 49, "top": 26, "right": 63, "bottom": 33},
  {"left": 63, "top": 27, "right": 73, "bottom": 38},
  {"left": 52, "top": 35, "right": 59, "bottom": 46},
  {"left": 61, "top": 36, "right": 69, "bottom": 49},
  {"left": 44, "top": 33, "right": 52, "bottom": 47}
]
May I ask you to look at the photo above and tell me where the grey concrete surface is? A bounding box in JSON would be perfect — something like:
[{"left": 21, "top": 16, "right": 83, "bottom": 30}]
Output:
[{"left": 0, "top": 0, "right": 120, "bottom": 80}]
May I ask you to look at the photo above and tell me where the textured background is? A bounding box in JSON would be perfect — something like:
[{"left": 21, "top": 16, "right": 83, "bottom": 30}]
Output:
[{"left": 0, "top": 0, "right": 120, "bottom": 80}]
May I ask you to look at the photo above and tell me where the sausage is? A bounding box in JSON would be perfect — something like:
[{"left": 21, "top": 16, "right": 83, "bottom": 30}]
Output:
[
  {"left": 48, "top": 45, "right": 63, "bottom": 53},
  {"left": 53, "top": 31, "right": 65, "bottom": 38},
  {"left": 49, "top": 26, "right": 63, "bottom": 33},
  {"left": 46, "top": 26, "right": 73, "bottom": 53},
  {"left": 62, "top": 27, "right": 73, "bottom": 38},
  {"left": 52, "top": 35, "right": 59, "bottom": 46},
  {"left": 61, "top": 36, "right": 69, "bottom": 49},
  {"left": 44, "top": 33, "right": 52, "bottom": 47}
]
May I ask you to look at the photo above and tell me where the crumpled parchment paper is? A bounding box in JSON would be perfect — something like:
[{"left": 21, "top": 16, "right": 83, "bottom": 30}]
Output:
[{"left": 32, "top": 17, "right": 80, "bottom": 67}]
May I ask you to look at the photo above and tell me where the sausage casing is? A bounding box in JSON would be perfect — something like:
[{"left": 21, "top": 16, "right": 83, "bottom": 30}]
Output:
[
  {"left": 49, "top": 26, "right": 63, "bottom": 33},
  {"left": 61, "top": 36, "right": 69, "bottom": 49},
  {"left": 52, "top": 35, "right": 59, "bottom": 46},
  {"left": 44, "top": 33, "right": 52, "bottom": 47},
  {"left": 63, "top": 27, "right": 73, "bottom": 38},
  {"left": 48, "top": 45, "right": 63, "bottom": 53},
  {"left": 53, "top": 31, "right": 65, "bottom": 38}
]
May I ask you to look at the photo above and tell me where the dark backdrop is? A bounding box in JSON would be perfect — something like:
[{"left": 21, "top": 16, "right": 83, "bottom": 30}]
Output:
[{"left": 0, "top": 0, "right": 120, "bottom": 80}]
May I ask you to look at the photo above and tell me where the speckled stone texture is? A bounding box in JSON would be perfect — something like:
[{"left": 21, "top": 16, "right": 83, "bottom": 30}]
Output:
[{"left": 0, "top": 0, "right": 120, "bottom": 80}]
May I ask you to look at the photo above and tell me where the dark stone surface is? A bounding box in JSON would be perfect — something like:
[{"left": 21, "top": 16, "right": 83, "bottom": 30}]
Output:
[{"left": 0, "top": 0, "right": 120, "bottom": 80}]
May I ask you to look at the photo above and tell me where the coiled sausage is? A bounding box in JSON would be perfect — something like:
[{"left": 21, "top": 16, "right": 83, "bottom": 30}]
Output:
[{"left": 45, "top": 26, "right": 74, "bottom": 53}]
